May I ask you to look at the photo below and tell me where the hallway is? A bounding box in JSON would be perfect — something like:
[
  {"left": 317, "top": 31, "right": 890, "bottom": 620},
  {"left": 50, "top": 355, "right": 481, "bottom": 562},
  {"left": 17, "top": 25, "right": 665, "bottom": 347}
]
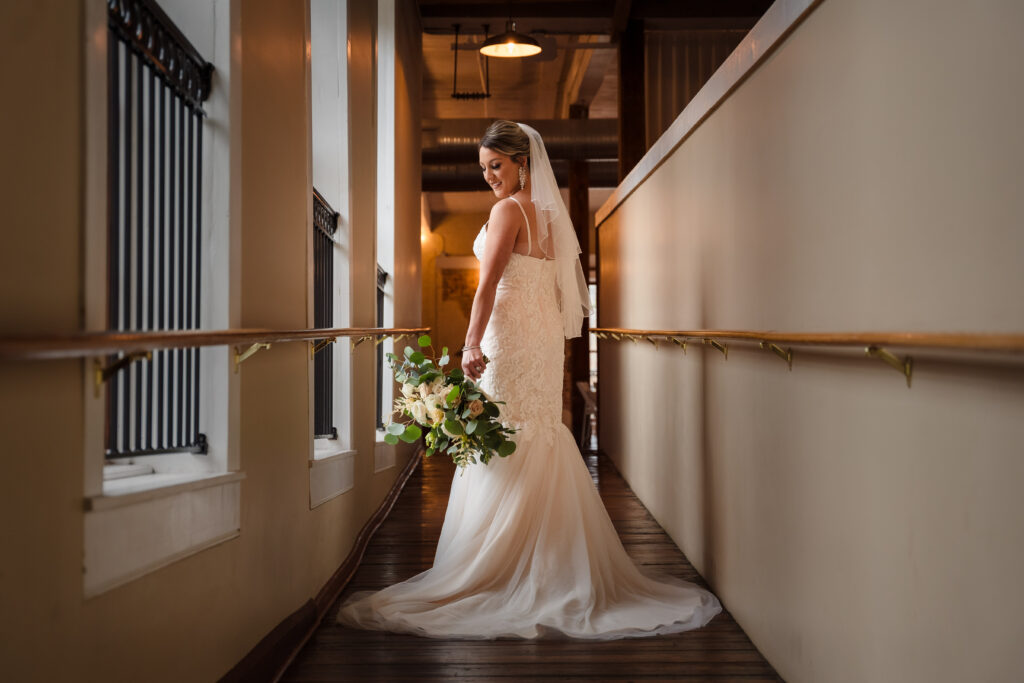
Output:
[{"left": 282, "top": 452, "right": 781, "bottom": 681}]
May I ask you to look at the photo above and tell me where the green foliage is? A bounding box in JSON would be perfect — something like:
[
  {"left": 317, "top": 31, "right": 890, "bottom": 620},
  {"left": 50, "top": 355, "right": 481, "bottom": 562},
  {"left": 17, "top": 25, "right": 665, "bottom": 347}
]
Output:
[{"left": 400, "top": 424, "right": 422, "bottom": 443}]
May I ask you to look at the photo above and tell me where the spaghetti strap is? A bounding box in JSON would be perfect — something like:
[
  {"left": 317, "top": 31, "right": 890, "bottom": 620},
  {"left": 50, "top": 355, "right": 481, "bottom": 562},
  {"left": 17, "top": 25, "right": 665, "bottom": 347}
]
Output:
[{"left": 508, "top": 196, "right": 532, "bottom": 254}]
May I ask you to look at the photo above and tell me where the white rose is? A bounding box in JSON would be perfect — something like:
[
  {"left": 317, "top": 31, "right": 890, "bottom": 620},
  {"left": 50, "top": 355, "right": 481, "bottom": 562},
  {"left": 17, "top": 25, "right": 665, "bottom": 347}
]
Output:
[
  {"left": 431, "top": 376, "right": 446, "bottom": 396},
  {"left": 400, "top": 382, "right": 416, "bottom": 399},
  {"left": 419, "top": 382, "right": 431, "bottom": 399},
  {"left": 423, "top": 394, "right": 444, "bottom": 425},
  {"left": 408, "top": 401, "right": 428, "bottom": 424}
]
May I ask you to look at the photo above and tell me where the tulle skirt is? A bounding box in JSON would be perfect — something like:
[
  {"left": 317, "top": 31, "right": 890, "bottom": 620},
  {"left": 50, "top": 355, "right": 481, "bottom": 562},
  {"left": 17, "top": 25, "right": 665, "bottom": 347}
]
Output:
[{"left": 336, "top": 422, "right": 722, "bottom": 640}]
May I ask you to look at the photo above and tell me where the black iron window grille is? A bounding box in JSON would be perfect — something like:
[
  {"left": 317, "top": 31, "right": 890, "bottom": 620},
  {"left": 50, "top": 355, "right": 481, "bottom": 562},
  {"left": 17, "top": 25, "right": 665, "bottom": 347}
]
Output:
[
  {"left": 376, "top": 266, "right": 389, "bottom": 431},
  {"left": 105, "top": 0, "right": 213, "bottom": 458},
  {"left": 313, "top": 189, "right": 338, "bottom": 440}
]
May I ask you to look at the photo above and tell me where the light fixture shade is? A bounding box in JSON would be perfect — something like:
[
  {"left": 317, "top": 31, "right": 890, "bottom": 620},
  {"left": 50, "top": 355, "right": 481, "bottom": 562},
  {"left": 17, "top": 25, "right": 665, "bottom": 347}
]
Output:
[{"left": 479, "top": 21, "right": 542, "bottom": 58}]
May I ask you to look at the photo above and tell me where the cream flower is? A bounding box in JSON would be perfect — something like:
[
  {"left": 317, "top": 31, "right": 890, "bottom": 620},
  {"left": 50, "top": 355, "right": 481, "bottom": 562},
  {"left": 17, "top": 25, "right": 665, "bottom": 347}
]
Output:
[
  {"left": 419, "top": 382, "right": 431, "bottom": 399},
  {"left": 424, "top": 394, "right": 444, "bottom": 425},
  {"left": 408, "top": 400, "right": 428, "bottom": 424},
  {"left": 468, "top": 399, "right": 484, "bottom": 418},
  {"left": 400, "top": 382, "right": 416, "bottom": 399}
]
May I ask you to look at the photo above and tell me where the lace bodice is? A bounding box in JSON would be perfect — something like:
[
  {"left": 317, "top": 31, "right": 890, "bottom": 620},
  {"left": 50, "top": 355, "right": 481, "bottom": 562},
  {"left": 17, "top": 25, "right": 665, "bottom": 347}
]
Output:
[{"left": 473, "top": 224, "right": 563, "bottom": 431}]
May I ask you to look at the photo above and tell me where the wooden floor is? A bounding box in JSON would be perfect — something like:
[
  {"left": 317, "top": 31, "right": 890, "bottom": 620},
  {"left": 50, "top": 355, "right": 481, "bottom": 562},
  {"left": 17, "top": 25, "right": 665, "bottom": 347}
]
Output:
[{"left": 282, "top": 452, "right": 782, "bottom": 682}]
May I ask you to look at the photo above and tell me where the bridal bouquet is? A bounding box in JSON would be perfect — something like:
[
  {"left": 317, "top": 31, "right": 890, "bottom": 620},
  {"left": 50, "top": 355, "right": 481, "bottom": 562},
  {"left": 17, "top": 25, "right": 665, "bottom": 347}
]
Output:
[{"left": 383, "top": 335, "right": 516, "bottom": 468}]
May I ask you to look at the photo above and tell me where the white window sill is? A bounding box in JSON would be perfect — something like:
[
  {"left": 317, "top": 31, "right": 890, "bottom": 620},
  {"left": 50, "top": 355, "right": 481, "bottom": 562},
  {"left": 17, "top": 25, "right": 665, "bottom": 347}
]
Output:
[
  {"left": 89, "top": 471, "right": 246, "bottom": 512},
  {"left": 312, "top": 440, "right": 355, "bottom": 464},
  {"left": 310, "top": 446, "right": 356, "bottom": 508},
  {"left": 84, "top": 471, "right": 244, "bottom": 597}
]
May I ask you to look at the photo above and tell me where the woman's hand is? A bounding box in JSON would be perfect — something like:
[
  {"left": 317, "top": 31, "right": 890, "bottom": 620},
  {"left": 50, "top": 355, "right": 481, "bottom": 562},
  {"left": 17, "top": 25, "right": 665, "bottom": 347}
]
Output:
[{"left": 462, "top": 346, "right": 487, "bottom": 381}]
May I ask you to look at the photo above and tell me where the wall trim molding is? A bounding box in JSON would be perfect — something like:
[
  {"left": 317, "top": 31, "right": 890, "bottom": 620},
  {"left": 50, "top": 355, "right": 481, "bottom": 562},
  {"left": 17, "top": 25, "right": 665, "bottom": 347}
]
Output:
[
  {"left": 595, "top": 0, "right": 823, "bottom": 228},
  {"left": 219, "top": 447, "right": 423, "bottom": 683}
]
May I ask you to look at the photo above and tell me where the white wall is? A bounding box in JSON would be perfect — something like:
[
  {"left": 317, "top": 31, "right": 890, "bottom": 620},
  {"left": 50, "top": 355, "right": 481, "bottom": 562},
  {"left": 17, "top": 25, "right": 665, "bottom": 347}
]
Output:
[{"left": 598, "top": 0, "right": 1024, "bottom": 681}]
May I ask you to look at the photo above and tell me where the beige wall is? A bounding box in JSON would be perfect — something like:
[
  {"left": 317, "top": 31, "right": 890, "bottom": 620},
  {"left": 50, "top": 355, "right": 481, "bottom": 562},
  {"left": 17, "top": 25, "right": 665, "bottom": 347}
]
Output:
[
  {"left": 0, "top": 0, "right": 422, "bottom": 680},
  {"left": 598, "top": 0, "right": 1024, "bottom": 681},
  {"left": 421, "top": 211, "right": 488, "bottom": 359}
]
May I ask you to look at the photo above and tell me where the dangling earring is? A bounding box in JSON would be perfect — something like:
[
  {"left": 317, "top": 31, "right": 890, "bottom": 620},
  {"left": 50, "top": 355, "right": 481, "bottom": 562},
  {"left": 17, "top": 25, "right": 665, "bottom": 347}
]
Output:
[{"left": 518, "top": 164, "right": 527, "bottom": 191}]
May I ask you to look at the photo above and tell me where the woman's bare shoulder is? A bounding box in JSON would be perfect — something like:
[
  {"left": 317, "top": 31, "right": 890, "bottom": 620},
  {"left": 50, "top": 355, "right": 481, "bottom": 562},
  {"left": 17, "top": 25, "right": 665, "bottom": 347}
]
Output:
[{"left": 488, "top": 197, "right": 521, "bottom": 221}]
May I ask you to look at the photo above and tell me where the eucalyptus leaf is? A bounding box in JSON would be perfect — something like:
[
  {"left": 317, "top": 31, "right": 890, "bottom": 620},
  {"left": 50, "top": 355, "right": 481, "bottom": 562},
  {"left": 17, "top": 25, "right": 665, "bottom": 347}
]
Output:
[
  {"left": 404, "top": 346, "right": 414, "bottom": 358},
  {"left": 444, "top": 419, "right": 464, "bottom": 436},
  {"left": 446, "top": 385, "right": 460, "bottom": 406},
  {"left": 498, "top": 440, "right": 517, "bottom": 457},
  {"left": 384, "top": 433, "right": 399, "bottom": 445},
  {"left": 465, "top": 420, "right": 478, "bottom": 435},
  {"left": 449, "top": 368, "right": 464, "bottom": 381},
  {"left": 386, "top": 422, "right": 405, "bottom": 436},
  {"left": 400, "top": 424, "right": 422, "bottom": 443},
  {"left": 418, "top": 334, "right": 431, "bottom": 347},
  {"left": 409, "top": 351, "right": 425, "bottom": 364}
]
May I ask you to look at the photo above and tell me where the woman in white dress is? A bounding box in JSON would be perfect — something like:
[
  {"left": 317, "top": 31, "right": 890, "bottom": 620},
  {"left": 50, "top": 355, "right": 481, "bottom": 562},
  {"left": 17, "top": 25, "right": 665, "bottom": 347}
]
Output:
[{"left": 337, "top": 121, "right": 721, "bottom": 639}]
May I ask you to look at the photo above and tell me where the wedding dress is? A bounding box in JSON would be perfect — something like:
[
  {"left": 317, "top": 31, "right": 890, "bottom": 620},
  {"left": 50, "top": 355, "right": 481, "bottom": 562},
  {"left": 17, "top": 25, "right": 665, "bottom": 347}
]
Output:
[{"left": 336, "top": 193, "right": 722, "bottom": 640}]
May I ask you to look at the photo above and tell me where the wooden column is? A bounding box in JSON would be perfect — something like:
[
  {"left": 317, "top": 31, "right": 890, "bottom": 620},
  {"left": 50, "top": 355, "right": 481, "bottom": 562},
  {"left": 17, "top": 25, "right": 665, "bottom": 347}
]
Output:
[
  {"left": 618, "top": 18, "right": 645, "bottom": 181},
  {"left": 568, "top": 104, "right": 590, "bottom": 446}
]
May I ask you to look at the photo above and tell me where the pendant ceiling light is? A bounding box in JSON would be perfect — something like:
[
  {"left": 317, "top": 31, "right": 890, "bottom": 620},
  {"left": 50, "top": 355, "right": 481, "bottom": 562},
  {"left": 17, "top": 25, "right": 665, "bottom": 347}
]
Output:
[{"left": 479, "top": 19, "right": 542, "bottom": 58}]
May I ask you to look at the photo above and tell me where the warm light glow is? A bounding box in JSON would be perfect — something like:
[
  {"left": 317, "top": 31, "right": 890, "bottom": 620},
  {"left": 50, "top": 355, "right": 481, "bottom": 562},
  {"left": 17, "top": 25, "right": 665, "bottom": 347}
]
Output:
[{"left": 479, "top": 39, "right": 542, "bottom": 58}]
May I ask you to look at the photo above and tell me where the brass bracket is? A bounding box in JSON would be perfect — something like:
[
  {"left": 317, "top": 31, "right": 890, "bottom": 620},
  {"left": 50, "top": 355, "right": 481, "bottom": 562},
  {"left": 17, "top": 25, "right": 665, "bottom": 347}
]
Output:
[
  {"left": 866, "top": 346, "right": 913, "bottom": 387},
  {"left": 234, "top": 342, "right": 271, "bottom": 372},
  {"left": 760, "top": 341, "right": 793, "bottom": 370},
  {"left": 93, "top": 350, "right": 152, "bottom": 398},
  {"left": 669, "top": 336, "right": 687, "bottom": 354},
  {"left": 625, "top": 334, "right": 640, "bottom": 344},
  {"left": 374, "top": 334, "right": 389, "bottom": 346},
  {"left": 703, "top": 338, "right": 728, "bottom": 358},
  {"left": 350, "top": 335, "right": 373, "bottom": 349},
  {"left": 646, "top": 336, "right": 659, "bottom": 348},
  {"left": 310, "top": 337, "right": 336, "bottom": 358}
]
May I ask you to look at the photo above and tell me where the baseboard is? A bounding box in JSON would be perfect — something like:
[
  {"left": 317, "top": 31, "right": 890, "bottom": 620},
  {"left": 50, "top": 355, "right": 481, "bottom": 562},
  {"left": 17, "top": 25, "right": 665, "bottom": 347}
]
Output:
[{"left": 219, "top": 448, "right": 424, "bottom": 683}]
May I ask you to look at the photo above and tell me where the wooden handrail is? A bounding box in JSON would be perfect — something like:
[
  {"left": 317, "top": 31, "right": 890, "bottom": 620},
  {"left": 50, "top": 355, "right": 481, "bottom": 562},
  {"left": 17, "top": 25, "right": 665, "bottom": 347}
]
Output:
[
  {"left": 0, "top": 327, "right": 430, "bottom": 361},
  {"left": 591, "top": 328, "right": 1024, "bottom": 353}
]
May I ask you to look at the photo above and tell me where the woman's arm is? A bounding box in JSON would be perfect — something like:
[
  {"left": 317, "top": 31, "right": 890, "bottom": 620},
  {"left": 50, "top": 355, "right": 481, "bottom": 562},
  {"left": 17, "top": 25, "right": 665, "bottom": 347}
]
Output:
[{"left": 462, "top": 200, "right": 520, "bottom": 380}]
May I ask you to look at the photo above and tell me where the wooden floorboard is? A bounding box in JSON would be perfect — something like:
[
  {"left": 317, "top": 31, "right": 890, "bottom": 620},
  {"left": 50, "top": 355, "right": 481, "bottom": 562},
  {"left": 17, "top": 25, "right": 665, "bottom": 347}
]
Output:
[{"left": 281, "top": 453, "right": 782, "bottom": 682}]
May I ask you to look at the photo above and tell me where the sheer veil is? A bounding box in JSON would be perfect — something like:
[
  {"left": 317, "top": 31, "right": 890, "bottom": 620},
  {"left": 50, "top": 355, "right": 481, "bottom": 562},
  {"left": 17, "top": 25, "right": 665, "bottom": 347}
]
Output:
[{"left": 517, "top": 122, "right": 593, "bottom": 338}]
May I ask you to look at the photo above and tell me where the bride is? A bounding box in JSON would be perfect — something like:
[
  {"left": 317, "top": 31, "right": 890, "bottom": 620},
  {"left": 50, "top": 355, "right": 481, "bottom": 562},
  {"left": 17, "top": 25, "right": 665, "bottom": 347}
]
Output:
[{"left": 337, "top": 121, "right": 722, "bottom": 639}]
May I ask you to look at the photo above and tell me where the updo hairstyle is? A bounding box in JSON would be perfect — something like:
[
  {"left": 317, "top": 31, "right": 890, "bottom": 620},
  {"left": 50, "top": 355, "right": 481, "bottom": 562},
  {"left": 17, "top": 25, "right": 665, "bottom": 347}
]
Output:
[{"left": 479, "top": 120, "right": 530, "bottom": 167}]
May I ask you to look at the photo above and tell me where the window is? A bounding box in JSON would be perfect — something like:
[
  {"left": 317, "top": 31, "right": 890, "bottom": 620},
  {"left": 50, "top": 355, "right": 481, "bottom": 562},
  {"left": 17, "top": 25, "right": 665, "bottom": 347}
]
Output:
[
  {"left": 313, "top": 189, "right": 338, "bottom": 440},
  {"left": 106, "top": 0, "right": 212, "bottom": 459},
  {"left": 82, "top": 0, "right": 241, "bottom": 597},
  {"left": 309, "top": 0, "right": 356, "bottom": 506}
]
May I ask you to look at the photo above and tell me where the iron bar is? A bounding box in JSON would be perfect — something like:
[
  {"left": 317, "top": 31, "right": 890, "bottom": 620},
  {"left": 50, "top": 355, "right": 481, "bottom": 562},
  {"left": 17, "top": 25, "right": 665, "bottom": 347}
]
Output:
[
  {"left": 119, "top": 47, "right": 133, "bottom": 454},
  {"left": 107, "top": 36, "right": 121, "bottom": 454},
  {"left": 134, "top": 51, "right": 145, "bottom": 452}
]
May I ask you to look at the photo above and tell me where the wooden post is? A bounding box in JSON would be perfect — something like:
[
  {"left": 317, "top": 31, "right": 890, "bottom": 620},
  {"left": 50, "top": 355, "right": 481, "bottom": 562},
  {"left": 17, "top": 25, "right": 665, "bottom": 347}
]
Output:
[
  {"left": 618, "top": 18, "right": 645, "bottom": 181},
  {"left": 568, "top": 104, "right": 591, "bottom": 447}
]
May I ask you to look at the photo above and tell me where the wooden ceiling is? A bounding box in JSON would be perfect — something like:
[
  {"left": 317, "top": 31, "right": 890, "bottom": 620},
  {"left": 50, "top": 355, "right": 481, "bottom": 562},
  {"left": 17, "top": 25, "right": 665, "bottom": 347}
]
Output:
[{"left": 417, "top": 1, "right": 772, "bottom": 213}]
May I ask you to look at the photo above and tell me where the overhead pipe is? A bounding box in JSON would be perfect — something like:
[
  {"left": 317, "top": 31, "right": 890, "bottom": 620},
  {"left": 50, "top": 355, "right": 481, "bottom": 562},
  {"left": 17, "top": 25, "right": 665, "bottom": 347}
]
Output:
[
  {"left": 423, "top": 118, "right": 618, "bottom": 164},
  {"left": 423, "top": 160, "right": 619, "bottom": 191}
]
